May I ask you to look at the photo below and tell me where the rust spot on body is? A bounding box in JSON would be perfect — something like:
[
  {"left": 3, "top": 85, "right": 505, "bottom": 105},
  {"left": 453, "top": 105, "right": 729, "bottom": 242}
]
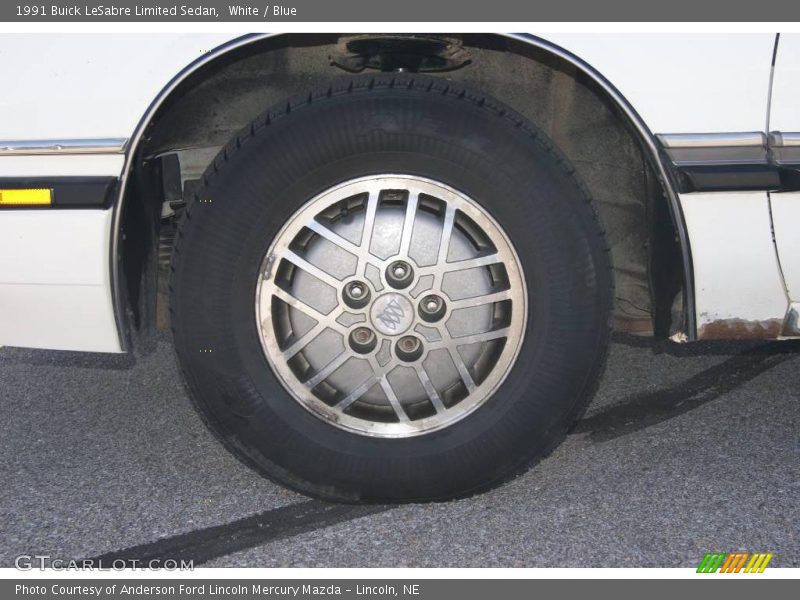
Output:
[{"left": 698, "top": 318, "right": 783, "bottom": 340}]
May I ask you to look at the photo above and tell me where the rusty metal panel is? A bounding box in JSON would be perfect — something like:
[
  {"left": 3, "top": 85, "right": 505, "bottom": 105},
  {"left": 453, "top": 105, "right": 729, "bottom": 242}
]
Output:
[{"left": 680, "top": 191, "right": 789, "bottom": 340}]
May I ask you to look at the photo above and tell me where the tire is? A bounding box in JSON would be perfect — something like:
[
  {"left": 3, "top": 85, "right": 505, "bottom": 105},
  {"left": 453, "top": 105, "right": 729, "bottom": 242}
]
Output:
[{"left": 170, "top": 73, "right": 612, "bottom": 502}]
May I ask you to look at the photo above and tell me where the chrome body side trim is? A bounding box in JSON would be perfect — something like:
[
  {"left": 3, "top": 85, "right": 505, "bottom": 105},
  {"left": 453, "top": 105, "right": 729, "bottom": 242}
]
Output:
[
  {"left": 657, "top": 132, "right": 767, "bottom": 149},
  {"left": 659, "top": 131, "right": 800, "bottom": 192},
  {"left": 0, "top": 138, "right": 127, "bottom": 155},
  {"left": 110, "top": 33, "right": 698, "bottom": 347},
  {"left": 769, "top": 131, "right": 800, "bottom": 164},
  {"left": 770, "top": 131, "right": 800, "bottom": 146},
  {"left": 658, "top": 132, "right": 768, "bottom": 166}
]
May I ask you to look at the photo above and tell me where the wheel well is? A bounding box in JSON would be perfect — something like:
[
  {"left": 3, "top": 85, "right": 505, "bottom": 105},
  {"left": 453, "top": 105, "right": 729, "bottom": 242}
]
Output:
[{"left": 118, "top": 33, "right": 686, "bottom": 349}]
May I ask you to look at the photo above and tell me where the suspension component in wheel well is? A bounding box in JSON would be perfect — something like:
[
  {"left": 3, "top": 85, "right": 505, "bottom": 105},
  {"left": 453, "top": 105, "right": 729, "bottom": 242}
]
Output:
[{"left": 330, "top": 35, "right": 471, "bottom": 73}]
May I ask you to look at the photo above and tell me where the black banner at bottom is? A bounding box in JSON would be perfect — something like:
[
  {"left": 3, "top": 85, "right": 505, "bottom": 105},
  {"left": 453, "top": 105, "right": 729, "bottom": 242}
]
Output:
[{"left": 4, "top": 579, "right": 796, "bottom": 600}]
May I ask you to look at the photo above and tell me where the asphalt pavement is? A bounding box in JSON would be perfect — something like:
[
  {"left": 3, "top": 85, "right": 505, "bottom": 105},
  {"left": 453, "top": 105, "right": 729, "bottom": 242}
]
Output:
[{"left": 1, "top": 334, "right": 797, "bottom": 568}]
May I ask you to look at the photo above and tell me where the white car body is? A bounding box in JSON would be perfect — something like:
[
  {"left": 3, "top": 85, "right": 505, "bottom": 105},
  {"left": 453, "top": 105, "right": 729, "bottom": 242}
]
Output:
[{"left": 1, "top": 32, "right": 799, "bottom": 352}]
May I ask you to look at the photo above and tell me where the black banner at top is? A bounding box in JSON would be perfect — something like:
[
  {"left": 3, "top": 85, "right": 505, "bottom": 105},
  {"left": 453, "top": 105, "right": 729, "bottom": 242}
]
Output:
[{"left": 3, "top": 0, "right": 800, "bottom": 21}]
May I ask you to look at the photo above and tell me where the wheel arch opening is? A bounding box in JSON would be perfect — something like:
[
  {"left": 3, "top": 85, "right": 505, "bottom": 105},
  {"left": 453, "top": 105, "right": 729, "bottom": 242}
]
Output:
[{"left": 115, "top": 32, "right": 690, "bottom": 351}]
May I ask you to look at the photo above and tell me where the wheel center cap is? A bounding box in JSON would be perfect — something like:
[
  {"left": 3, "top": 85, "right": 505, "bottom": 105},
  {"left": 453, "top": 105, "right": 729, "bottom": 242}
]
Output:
[{"left": 370, "top": 293, "right": 414, "bottom": 336}]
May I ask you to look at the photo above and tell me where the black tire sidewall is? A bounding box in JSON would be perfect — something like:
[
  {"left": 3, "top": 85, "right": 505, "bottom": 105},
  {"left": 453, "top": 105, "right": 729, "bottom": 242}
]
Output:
[{"left": 171, "top": 76, "right": 611, "bottom": 501}]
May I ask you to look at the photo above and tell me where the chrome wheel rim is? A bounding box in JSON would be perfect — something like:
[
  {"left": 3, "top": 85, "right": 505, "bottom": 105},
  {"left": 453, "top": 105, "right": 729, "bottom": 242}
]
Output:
[{"left": 256, "top": 175, "right": 527, "bottom": 438}]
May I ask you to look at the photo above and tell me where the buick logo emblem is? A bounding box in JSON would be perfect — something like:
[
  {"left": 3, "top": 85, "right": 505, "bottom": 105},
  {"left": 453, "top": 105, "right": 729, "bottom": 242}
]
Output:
[
  {"left": 370, "top": 293, "right": 414, "bottom": 335},
  {"left": 376, "top": 297, "right": 405, "bottom": 330}
]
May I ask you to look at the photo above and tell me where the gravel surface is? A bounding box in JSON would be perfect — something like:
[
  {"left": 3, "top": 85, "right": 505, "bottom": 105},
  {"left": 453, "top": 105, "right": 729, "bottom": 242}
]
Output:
[{"left": 1, "top": 335, "right": 797, "bottom": 567}]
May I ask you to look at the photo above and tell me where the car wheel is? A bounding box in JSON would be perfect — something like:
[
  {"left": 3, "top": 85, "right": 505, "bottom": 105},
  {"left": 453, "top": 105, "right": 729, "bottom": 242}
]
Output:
[{"left": 170, "top": 73, "right": 612, "bottom": 502}]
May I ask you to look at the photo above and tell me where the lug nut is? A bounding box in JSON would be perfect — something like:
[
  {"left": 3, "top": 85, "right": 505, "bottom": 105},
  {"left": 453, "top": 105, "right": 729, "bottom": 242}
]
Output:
[
  {"left": 343, "top": 281, "right": 371, "bottom": 308},
  {"left": 349, "top": 327, "right": 377, "bottom": 354},
  {"left": 418, "top": 294, "right": 446, "bottom": 322},
  {"left": 386, "top": 260, "right": 414, "bottom": 289},
  {"left": 395, "top": 335, "right": 423, "bottom": 362}
]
